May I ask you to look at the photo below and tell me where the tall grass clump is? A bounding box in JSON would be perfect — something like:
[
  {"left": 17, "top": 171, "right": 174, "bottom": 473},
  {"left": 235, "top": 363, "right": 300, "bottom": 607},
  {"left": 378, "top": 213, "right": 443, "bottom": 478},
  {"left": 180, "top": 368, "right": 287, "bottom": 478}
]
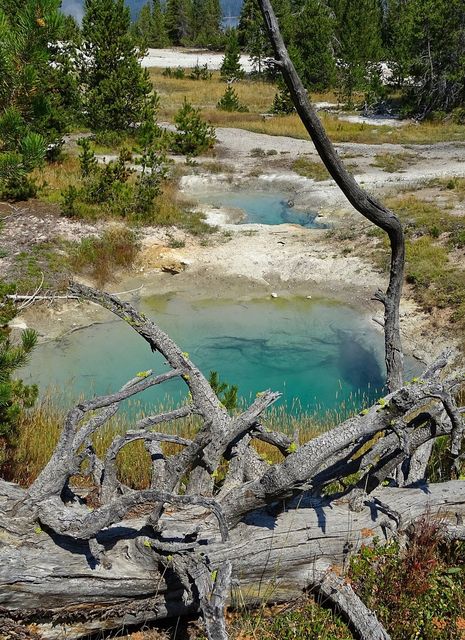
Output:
[
  {"left": 10, "top": 386, "right": 374, "bottom": 488},
  {"left": 70, "top": 226, "right": 141, "bottom": 287}
]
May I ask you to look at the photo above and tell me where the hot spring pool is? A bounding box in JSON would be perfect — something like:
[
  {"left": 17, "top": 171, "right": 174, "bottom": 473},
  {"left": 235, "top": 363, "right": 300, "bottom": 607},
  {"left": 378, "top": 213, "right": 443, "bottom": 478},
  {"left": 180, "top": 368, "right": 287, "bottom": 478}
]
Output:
[
  {"left": 20, "top": 296, "right": 398, "bottom": 418},
  {"left": 198, "top": 191, "right": 326, "bottom": 228}
]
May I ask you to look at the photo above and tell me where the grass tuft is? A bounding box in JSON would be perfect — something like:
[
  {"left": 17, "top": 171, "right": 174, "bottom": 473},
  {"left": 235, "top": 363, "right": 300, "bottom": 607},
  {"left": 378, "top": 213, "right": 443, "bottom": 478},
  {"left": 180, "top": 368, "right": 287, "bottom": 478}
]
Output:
[{"left": 292, "top": 156, "right": 330, "bottom": 181}]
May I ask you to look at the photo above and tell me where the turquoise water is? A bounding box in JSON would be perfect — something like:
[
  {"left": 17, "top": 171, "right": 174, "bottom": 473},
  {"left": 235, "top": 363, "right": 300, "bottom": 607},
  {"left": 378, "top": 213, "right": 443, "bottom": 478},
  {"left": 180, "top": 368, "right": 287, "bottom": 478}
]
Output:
[
  {"left": 199, "top": 191, "right": 326, "bottom": 228},
  {"left": 20, "top": 296, "right": 391, "bottom": 416}
]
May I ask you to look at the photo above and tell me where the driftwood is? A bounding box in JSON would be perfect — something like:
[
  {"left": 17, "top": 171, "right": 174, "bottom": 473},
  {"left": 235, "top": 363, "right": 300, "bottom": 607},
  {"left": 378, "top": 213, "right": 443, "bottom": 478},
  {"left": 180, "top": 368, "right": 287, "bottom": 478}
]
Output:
[{"left": 0, "top": 283, "right": 464, "bottom": 640}]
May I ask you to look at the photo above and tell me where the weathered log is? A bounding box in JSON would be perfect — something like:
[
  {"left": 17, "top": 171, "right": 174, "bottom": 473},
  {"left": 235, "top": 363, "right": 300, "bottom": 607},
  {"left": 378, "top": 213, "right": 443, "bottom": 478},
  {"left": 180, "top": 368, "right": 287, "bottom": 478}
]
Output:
[{"left": 1, "top": 480, "right": 465, "bottom": 638}]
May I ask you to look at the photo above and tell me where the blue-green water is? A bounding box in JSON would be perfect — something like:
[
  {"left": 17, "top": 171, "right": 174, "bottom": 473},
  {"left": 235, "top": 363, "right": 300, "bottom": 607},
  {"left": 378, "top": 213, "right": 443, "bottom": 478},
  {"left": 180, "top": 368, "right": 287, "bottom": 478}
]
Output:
[
  {"left": 21, "top": 296, "right": 392, "bottom": 416},
  {"left": 199, "top": 191, "right": 326, "bottom": 228}
]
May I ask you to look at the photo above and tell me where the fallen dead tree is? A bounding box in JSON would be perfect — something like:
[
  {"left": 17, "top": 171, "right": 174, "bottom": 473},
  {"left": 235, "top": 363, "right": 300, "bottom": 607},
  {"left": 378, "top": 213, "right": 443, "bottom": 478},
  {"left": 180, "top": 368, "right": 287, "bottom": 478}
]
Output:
[{"left": 0, "top": 283, "right": 464, "bottom": 640}]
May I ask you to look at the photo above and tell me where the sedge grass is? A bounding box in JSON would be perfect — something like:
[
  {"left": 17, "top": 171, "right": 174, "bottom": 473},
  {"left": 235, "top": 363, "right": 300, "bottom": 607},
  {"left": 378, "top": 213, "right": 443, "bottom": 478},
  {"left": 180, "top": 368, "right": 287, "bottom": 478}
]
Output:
[{"left": 11, "top": 386, "right": 372, "bottom": 487}]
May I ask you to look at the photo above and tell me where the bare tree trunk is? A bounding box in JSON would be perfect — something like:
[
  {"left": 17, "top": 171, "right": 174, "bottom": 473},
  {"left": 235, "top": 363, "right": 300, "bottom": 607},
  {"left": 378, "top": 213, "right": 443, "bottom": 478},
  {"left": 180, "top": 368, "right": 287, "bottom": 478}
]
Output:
[{"left": 256, "top": 0, "right": 405, "bottom": 393}]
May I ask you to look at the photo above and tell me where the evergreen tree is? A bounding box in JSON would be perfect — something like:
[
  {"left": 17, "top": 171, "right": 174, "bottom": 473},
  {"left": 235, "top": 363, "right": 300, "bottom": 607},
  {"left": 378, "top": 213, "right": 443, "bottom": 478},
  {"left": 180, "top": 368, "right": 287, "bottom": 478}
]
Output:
[
  {"left": 165, "top": 0, "right": 193, "bottom": 45},
  {"left": 81, "top": 0, "right": 157, "bottom": 132},
  {"left": 151, "top": 0, "right": 169, "bottom": 47},
  {"left": 238, "top": 0, "right": 269, "bottom": 74},
  {"left": 173, "top": 99, "right": 216, "bottom": 156},
  {"left": 0, "top": 0, "right": 71, "bottom": 199},
  {"left": 288, "top": 0, "right": 336, "bottom": 90},
  {"left": 0, "top": 286, "right": 38, "bottom": 476},
  {"left": 191, "top": 0, "right": 222, "bottom": 47},
  {"left": 329, "top": 0, "right": 383, "bottom": 105},
  {"left": 220, "top": 30, "right": 244, "bottom": 81},
  {"left": 271, "top": 83, "right": 295, "bottom": 114},
  {"left": 217, "top": 84, "right": 249, "bottom": 111},
  {"left": 387, "top": 0, "right": 465, "bottom": 116},
  {"left": 133, "top": 1, "right": 169, "bottom": 48},
  {"left": 132, "top": 2, "right": 153, "bottom": 46},
  {"left": 238, "top": 0, "right": 292, "bottom": 75}
]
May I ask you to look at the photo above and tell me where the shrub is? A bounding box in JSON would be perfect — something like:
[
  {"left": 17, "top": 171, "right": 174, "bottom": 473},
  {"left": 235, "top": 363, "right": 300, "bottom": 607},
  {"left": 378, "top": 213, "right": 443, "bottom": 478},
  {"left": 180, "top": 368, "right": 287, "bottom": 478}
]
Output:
[
  {"left": 350, "top": 517, "right": 465, "bottom": 640},
  {"left": 163, "top": 66, "right": 185, "bottom": 79},
  {"left": 271, "top": 85, "right": 295, "bottom": 115},
  {"left": 0, "top": 319, "right": 38, "bottom": 477},
  {"left": 216, "top": 85, "right": 249, "bottom": 112},
  {"left": 172, "top": 99, "right": 216, "bottom": 156},
  {"left": 70, "top": 226, "right": 140, "bottom": 286},
  {"left": 189, "top": 63, "right": 212, "bottom": 80},
  {"left": 0, "top": 132, "right": 46, "bottom": 201},
  {"left": 209, "top": 371, "right": 238, "bottom": 411},
  {"left": 132, "top": 149, "right": 169, "bottom": 222},
  {"left": 77, "top": 138, "right": 98, "bottom": 178}
]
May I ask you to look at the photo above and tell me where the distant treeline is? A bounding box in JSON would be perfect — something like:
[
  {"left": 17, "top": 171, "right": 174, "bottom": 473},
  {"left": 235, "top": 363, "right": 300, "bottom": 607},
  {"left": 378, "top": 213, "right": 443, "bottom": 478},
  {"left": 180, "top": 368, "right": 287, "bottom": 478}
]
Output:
[{"left": 129, "top": 0, "right": 465, "bottom": 118}]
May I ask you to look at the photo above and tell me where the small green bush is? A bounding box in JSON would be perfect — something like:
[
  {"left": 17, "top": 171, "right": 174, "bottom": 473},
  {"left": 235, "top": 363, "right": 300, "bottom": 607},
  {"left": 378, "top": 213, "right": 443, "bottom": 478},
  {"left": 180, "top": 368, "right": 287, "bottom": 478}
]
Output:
[
  {"left": 189, "top": 63, "right": 212, "bottom": 81},
  {"left": 172, "top": 99, "right": 216, "bottom": 157},
  {"left": 216, "top": 85, "right": 249, "bottom": 112},
  {"left": 0, "top": 326, "right": 38, "bottom": 437},
  {"left": 350, "top": 517, "right": 465, "bottom": 640},
  {"left": 271, "top": 85, "right": 295, "bottom": 115}
]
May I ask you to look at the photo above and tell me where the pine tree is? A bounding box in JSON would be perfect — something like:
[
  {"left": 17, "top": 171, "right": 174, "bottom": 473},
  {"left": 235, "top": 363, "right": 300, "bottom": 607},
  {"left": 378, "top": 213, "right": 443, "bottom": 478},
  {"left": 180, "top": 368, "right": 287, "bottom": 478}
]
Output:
[
  {"left": 271, "top": 83, "right": 295, "bottom": 114},
  {"left": 217, "top": 84, "right": 249, "bottom": 111},
  {"left": 151, "top": 0, "right": 169, "bottom": 47},
  {"left": 329, "top": 0, "right": 383, "bottom": 105},
  {"left": 238, "top": 0, "right": 269, "bottom": 74},
  {"left": 165, "top": 0, "right": 193, "bottom": 45},
  {"left": 132, "top": 2, "right": 153, "bottom": 46},
  {"left": 173, "top": 99, "right": 216, "bottom": 156},
  {"left": 191, "top": 0, "right": 222, "bottom": 47},
  {"left": 384, "top": 0, "right": 415, "bottom": 87},
  {"left": 81, "top": 0, "right": 157, "bottom": 132},
  {"left": 288, "top": 0, "right": 336, "bottom": 90},
  {"left": 132, "top": 1, "right": 169, "bottom": 48},
  {"left": 0, "top": 0, "right": 70, "bottom": 199},
  {"left": 386, "top": 0, "right": 465, "bottom": 116},
  {"left": 220, "top": 30, "right": 244, "bottom": 81}
]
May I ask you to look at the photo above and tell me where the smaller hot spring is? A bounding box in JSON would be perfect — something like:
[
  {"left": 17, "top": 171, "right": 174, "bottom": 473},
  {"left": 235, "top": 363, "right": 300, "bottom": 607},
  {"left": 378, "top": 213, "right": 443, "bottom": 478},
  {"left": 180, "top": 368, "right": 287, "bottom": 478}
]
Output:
[{"left": 199, "top": 191, "right": 327, "bottom": 228}]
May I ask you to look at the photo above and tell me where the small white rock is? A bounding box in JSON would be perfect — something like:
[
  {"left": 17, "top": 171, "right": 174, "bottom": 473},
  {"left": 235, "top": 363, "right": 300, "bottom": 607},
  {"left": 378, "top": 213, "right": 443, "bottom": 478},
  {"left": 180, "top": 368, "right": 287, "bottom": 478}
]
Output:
[
  {"left": 271, "top": 292, "right": 278, "bottom": 298},
  {"left": 306, "top": 295, "right": 312, "bottom": 299}
]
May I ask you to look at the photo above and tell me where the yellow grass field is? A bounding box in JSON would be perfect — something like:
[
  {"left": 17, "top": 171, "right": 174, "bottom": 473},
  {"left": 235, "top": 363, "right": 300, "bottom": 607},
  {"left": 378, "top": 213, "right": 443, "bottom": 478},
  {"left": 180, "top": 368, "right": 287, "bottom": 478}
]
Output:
[{"left": 150, "top": 68, "right": 465, "bottom": 145}]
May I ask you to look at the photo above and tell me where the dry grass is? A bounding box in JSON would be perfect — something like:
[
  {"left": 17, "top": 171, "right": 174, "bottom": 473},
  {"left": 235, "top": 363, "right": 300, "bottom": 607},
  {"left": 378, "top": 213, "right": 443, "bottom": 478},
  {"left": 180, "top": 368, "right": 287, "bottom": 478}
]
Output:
[
  {"left": 151, "top": 69, "right": 465, "bottom": 145},
  {"left": 292, "top": 156, "right": 330, "bottom": 181},
  {"left": 70, "top": 225, "right": 141, "bottom": 287},
  {"left": 35, "top": 155, "right": 81, "bottom": 203},
  {"left": 11, "top": 391, "right": 338, "bottom": 488},
  {"left": 151, "top": 68, "right": 282, "bottom": 117},
  {"left": 372, "top": 152, "right": 418, "bottom": 173}
]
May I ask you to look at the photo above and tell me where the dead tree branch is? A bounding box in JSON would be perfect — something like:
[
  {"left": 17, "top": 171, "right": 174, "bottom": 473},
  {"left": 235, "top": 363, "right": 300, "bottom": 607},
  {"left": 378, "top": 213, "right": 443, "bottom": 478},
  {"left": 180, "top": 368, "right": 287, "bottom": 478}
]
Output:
[{"left": 256, "top": 0, "right": 405, "bottom": 393}]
